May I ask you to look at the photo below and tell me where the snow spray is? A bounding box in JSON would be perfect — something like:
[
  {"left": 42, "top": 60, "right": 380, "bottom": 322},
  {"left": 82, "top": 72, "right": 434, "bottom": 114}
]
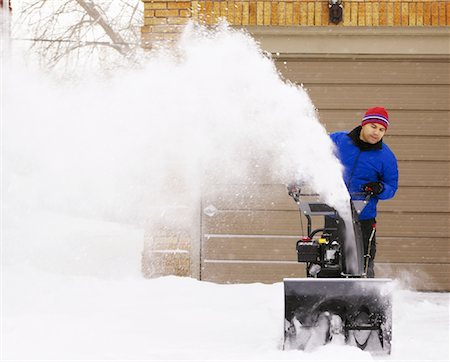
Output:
[{"left": 3, "top": 22, "right": 359, "bottom": 273}]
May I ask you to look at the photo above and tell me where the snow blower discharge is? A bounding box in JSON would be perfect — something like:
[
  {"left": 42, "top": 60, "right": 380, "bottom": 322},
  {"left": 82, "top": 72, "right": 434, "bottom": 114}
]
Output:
[{"left": 283, "top": 184, "right": 393, "bottom": 354}]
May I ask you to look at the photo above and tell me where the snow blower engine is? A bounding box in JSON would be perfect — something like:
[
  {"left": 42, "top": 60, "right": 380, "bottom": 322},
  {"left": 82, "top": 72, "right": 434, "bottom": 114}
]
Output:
[{"left": 283, "top": 184, "right": 393, "bottom": 355}]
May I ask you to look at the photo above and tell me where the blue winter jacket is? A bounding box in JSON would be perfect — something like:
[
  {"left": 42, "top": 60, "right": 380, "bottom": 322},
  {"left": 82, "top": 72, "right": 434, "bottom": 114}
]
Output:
[{"left": 330, "top": 127, "right": 399, "bottom": 220}]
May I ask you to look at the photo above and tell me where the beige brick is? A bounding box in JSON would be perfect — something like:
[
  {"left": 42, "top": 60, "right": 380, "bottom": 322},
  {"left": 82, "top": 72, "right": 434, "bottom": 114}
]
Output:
[
  {"left": 155, "top": 9, "right": 179, "bottom": 17},
  {"left": 146, "top": 17, "right": 169, "bottom": 25},
  {"left": 314, "top": 1, "right": 321, "bottom": 26},
  {"left": 409, "top": 2, "right": 417, "bottom": 26},
  {"left": 423, "top": 2, "right": 431, "bottom": 25},
  {"left": 350, "top": 1, "right": 358, "bottom": 26},
  {"left": 264, "top": 2, "right": 271, "bottom": 25},
  {"left": 153, "top": 33, "right": 179, "bottom": 42},
  {"left": 285, "top": 2, "right": 293, "bottom": 25},
  {"left": 180, "top": 9, "right": 192, "bottom": 18},
  {"left": 151, "top": 24, "right": 185, "bottom": 32},
  {"left": 358, "top": 2, "right": 365, "bottom": 26},
  {"left": 271, "top": 2, "right": 279, "bottom": 25},
  {"left": 141, "top": 25, "right": 153, "bottom": 33},
  {"left": 249, "top": 1, "right": 257, "bottom": 25},
  {"left": 321, "top": 2, "right": 328, "bottom": 25},
  {"left": 256, "top": 1, "right": 263, "bottom": 25},
  {"left": 431, "top": 2, "right": 438, "bottom": 25},
  {"left": 447, "top": 3, "right": 450, "bottom": 26},
  {"left": 416, "top": 2, "right": 423, "bottom": 26},
  {"left": 439, "top": 2, "right": 446, "bottom": 25},
  {"left": 379, "top": 1, "right": 387, "bottom": 25},
  {"left": 242, "top": 2, "right": 249, "bottom": 25},
  {"left": 228, "top": 1, "right": 236, "bottom": 23},
  {"left": 141, "top": 32, "right": 179, "bottom": 48},
  {"left": 387, "top": 2, "right": 394, "bottom": 25},
  {"left": 300, "top": 2, "right": 308, "bottom": 25},
  {"left": 235, "top": 2, "right": 243, "bottom": 25},
  {"left": 168, "top": 1, "right": 191, "bottom": 9},
  {"left": 373, "top": 2, "right": 379, "bottom": 26},
  {"left": 144, "top": 2, "right": 168, "bottom": 10},
  {"left": 144, "top": 9, "right": 155, "bottom": 17},
  {"left": 213, "top": 1, "right": 220, "bottom": 23},
  {"left": 168, "top": 16, "right": 190, "bottom": 24},
  {"left": 343, "top": 1, "right": 351, "bottom": 26},
  {"left": 293, "top": 1, "right": 301, "bottom": 25},
  {"left": 146, "top": 236, "right": 178, "bottom": 250},
  {"left": 205, "top": 1, "right": 213, "bottom": 24},
  {"left": 192, "top": 0, "right": 199, "bottom": 19},
  {"left": 142, "top": 251, "right": 190, "bottom": 278},
  {"left": 307, "top": 1, "right": 314, "bottom": 25},
  {"left": 220, "top": 1, "right": 228, "bottom": 18},
  {"left": 278, "top": 1, "right": 285, "bottom": 25},
  {"left": 198, "top": 1, "right": 206, "bottom": 21},
  {"left": 366, "top": 2, "right": 372, "bottom": 26},
  {"left": 401, "top": 2, "right": 409, "bottom": 25},
  {"left": 393, "top": 2, "right": 401, "bottom": 25}
]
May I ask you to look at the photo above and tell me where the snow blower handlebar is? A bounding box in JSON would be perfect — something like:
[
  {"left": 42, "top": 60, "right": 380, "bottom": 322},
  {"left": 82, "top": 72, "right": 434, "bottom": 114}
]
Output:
[{"left": 286, "top": 184, "right": 372, "bottom": 278}]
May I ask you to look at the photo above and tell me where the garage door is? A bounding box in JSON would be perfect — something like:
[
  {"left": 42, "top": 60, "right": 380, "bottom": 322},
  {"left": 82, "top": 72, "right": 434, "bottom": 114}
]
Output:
[{"left": 200, "top": 55, "right": 449, "bottom": 291}]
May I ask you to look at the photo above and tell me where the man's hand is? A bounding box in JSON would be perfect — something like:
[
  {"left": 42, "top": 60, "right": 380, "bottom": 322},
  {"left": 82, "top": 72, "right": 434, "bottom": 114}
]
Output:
[
  {"left": 287, "top": 182, "right": 302, "bottom": 202},
  {"left": 363, "top": 182, "right": 384, "bottom": 195}
]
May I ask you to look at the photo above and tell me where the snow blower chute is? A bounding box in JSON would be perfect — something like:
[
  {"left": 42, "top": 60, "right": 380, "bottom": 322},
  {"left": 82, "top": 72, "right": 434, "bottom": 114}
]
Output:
[{"left": 283, "top": 184, "right": 393, "bottom": 355}]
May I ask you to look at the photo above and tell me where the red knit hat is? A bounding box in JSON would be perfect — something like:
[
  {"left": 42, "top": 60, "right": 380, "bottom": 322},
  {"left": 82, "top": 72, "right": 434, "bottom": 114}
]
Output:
[{"left": 361, "top": 106, "right": 390, "bottom": 129}]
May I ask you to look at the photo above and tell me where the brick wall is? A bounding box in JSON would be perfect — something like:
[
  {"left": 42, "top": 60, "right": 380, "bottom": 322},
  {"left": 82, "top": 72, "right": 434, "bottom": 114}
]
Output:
[{"left": 141, "top": 0, "right": 450, "bottom": 45}]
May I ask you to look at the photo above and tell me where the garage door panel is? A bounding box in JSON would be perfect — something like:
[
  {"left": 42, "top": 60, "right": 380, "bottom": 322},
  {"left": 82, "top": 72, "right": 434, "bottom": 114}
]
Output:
[
  {"left": 385, "top": 136, "right": 449, "bottom": 161},
  {"left": 319, "top": 110, "right": 450, "bottom": 136},
  {"left": 203, "top": 210, "right": 449, "bottom": 237},
  {"left": 203, "top": 184, "right": 450, "bottom": 212},
  {"left": 379, "top": 187, "right": 450, "bottom": 213},
  {"left": 306, "top": 85, "right": 449, "bottom": 111},
  {"left": 397, "top": 161, "right": 450, "bottom": 187},
  {"left": 377, "top": 237, "right": 450, "bottom": 263},
  {"left": 201, "top": 261, "right": 306, "bottom": 284},
  {"left": 202, "top": 261, "right": 449, "bottom": 291},
  {"left": 202, "top": 184, "right": 297, "bottom": 211},
  {"left": 204, "top": 161, "right": 450, "bottom": 187},
  {"left": 202, "top": 235, "right": 450, "bottom": 263},
  {"left": 375, "top": 263, "right": 450, "bottom": 291},
  {"left": 377, "top": 212, "right": 449, "bottom": 237},
  {"left": 275, "top": 60, "right": 450, "bottom": 85},
  {"left": 203, "top": 236, "right": 298, "bottom": 261},
  {"left": 203, "top": 210, "right": 303, "bottom": 236}
]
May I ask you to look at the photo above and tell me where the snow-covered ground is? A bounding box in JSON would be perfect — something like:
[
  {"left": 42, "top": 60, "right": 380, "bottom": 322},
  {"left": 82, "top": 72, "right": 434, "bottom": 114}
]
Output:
[{"left": 2, "top": 212, "right": 449, "bottom": 361}]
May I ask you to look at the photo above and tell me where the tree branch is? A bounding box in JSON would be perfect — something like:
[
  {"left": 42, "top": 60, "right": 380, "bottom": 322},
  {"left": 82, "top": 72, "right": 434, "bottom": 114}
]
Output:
[{"left": 74, "top": 0, "right": 131, "bottom": 56}]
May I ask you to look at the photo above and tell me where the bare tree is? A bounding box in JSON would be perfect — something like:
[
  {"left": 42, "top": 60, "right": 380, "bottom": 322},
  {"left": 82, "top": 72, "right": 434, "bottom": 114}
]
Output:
[{"left": 12, "top": 0, "right": 144, "bottom": 75}]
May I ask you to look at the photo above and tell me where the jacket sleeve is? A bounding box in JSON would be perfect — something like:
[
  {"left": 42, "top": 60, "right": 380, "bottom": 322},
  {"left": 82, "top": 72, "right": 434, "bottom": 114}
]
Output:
[
  {"left": 378, "top": 151, "right": 399, "bottom": 200},
  {"left": 329, "top": 132, "right": 339, "bottom": 145}
]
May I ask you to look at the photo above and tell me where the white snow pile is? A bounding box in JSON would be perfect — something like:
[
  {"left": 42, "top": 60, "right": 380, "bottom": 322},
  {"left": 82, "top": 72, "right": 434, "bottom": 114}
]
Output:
[{"left": 2, "top": 23, "right": 449, "bottom": 361}]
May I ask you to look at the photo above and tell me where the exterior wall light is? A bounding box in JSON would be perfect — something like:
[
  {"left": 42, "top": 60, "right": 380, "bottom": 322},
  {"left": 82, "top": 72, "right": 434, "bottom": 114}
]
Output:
[{"left": 329, "top": 0, "right": 343, "bottom": 24}]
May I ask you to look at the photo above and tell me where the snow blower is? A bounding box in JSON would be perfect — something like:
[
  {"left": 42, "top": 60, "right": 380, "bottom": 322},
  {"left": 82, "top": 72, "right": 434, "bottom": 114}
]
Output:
[{"left": 283, "top": 184, "right": 393, "bottom": 354}]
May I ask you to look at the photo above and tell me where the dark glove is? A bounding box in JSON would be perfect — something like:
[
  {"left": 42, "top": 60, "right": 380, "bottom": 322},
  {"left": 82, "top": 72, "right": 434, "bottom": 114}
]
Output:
[
  {"left": 287, "top": 182, "right": 302, "bottom": 202},
  {"left": 363, "top": 182, "right": 384, "bottom": 195}
]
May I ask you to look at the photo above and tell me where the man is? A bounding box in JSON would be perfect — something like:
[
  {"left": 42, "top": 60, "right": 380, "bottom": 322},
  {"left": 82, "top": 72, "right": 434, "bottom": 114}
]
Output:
[{"left": 329, "top": 106, "right": 399, "bottom": 277}]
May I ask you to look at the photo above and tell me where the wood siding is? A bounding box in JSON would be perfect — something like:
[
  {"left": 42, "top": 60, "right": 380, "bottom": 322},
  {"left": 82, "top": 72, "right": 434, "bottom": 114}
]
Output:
[{"left": 201, "top": 56, "right": 450, "bottom": 291}]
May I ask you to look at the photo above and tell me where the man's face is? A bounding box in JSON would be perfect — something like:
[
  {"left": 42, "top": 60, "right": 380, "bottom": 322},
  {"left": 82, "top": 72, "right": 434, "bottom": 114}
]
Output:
[{"left": 360, "top": 122, "right": 387, "bottom": 144}]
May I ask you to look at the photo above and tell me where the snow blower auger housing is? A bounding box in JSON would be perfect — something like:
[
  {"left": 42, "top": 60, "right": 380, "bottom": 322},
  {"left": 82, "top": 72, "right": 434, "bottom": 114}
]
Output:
[{"left": 283, "top": 184, "right": 393, "bottom": 355}]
